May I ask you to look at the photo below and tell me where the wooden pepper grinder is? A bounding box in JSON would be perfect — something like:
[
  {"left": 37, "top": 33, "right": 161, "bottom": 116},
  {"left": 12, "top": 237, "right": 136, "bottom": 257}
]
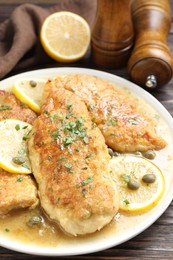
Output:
[
  {"left": 128, "top": 0, "right": 173, "bottom": 89},
  {"left": 91, "top": 0, "right": 134, "bottom": 69}
]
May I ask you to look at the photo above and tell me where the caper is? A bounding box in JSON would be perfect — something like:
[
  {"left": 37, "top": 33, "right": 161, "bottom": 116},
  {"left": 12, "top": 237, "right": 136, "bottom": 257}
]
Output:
[
  {"left": 12, "top": 156, "right": 26, "bottom": 165},
  {"left": 108, "top": 148, "right": 114, "bottom": 157},
  {"left": 142, "top": 150, "right": 156, "bottom": 160},
  {"left": 113, "top": 151, "right": 120, "bottom": 157},
  {"left": 127, "top": 179, "right": 140, "bottom": 190},
  {"left": 134, "top": 151, "right": 142, "bottom": 157},
  {"left": 142, "top": 173, "right": 156, "bottom": 184},
  {"left": 29, "top": 80, "right": 37, "bottom": 88},
  {"left": 27, "top": 216, "right": 42, "bottom": 227}
]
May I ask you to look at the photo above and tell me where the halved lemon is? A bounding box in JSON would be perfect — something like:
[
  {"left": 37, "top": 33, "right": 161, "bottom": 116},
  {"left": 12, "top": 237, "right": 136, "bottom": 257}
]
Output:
[
  {"left": 0, "top": 119, "right": 32, "bottom": 174},
  {"left": 13, "top": 78, "right": 46, "bottom": 113},
  {"left": 40, "top": 11, "right": 91, "bottom": 62},
  {"left": 109, "top": 155, "right": 165, "bottom": 213}
]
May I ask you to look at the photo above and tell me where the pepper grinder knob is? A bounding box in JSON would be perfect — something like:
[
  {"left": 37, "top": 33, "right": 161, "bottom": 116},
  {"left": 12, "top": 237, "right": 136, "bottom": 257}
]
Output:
[
  {"left": 128, "top": 0, "right": 173, "bottom": 88},
  {"left": 145, "top": 75, "right": 157, "bottom": 88}
]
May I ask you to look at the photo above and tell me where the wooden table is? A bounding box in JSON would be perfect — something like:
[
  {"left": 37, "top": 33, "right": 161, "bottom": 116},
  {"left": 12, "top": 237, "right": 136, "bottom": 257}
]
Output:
[{"left": 0, "top": 1, "right": 173, "bottom": 259}]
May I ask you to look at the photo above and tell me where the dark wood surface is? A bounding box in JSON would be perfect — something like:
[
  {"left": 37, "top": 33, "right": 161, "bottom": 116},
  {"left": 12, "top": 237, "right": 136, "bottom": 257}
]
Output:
[{"left": 0, "top": 1, "right": 173, "bottom": 259}]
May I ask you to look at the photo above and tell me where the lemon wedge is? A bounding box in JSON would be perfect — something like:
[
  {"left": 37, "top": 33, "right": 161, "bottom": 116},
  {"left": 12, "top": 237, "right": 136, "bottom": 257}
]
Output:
[
  {"left": 40, "top": 11, "right": 91, "bottom": 62},
  {"left": 13, "top": 78, "right": 46, "bottom": 113},
  {"left": 109, "top": 155, "right": 165, "bottom": 213},
  {"left": 0, "top": 119, "right": 32, "bottom": 174}
]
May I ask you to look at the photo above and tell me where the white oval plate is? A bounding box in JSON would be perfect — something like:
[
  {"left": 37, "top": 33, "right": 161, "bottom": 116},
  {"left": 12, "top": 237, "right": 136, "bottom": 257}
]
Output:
[{"left": 0, "top": 67, "right": 173, "bottom": 256}]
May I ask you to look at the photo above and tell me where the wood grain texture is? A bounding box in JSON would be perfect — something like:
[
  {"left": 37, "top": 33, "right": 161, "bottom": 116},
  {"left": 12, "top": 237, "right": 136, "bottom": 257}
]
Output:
[
  {"left": 91, "top": 0, "right": 134, "bottom": 68},
  {"left": 128, "top": 0, "right": 173, "bottom": 88},
  {"left": 0, "top": 0, "right": 173, "bottom": 259}
]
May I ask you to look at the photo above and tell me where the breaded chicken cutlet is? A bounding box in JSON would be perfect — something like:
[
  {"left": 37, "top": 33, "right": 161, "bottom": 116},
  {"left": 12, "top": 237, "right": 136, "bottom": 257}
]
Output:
[
  {"left": 48, "top": 74, "right": 166, "bottom": 153},
  {"left": 0, "top": 169, "right": 38, "bottom": 215},
  {"left": 0, "top": 90, "right": 37, "bottom": 124},
  {"left": 0, "top": 90, "right": 38, "bottom": 215},
  {"left": 28, "top": 84, "right": 119, "bottom": 236}
]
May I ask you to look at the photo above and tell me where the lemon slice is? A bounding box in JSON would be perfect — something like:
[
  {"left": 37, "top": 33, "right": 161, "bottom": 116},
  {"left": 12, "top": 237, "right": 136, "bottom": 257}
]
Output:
[
  {"left": 0, "top": 119, "right": 32, "bottom": 174},
  {"left": 40, "top": 11, "right": 91, "bottom": 62},
  {"left": 13, "top": 78, "right": 46, "bottom": 113},
  {"left": 109, "top": 156, "right": 165, "bottom": 213}
]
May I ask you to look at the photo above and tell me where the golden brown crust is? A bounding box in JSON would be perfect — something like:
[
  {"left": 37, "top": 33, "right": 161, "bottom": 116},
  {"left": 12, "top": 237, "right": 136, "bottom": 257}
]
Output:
[
  {"left": 49, "top": 74, "right": 166, "bottom": 152},
  {"left": 0, "top": 90, "right": 37, "bottom": 124},
  {"left": 0, "top": 169, "right": 38, "bottom": 215},
  {"left": 0, "top": 90, "right": 38, "bottom": 215},
  {"left": 29, "top": 85, "right": 119, "bottom": 235}
]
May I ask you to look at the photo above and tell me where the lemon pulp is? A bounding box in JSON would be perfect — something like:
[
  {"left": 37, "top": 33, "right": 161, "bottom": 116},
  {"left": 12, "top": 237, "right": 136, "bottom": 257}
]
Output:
[
  {"left": 13, "top": 78, "right": 46, "bottom": 113},
  {"left": 109, "top": 155, "right": 165, "bottom": 213},
  {"left": 40, "top": 11, "right": 91, "bottom": 62},
  {"left": 0, "top": 119, "right": 32, "bottom": 174}
]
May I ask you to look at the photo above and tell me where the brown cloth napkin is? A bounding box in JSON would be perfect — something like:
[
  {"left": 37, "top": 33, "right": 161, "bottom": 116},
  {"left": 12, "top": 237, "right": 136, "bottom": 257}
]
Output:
[{"left": 0, "top": 0, "right": 97, "bottom": 79}]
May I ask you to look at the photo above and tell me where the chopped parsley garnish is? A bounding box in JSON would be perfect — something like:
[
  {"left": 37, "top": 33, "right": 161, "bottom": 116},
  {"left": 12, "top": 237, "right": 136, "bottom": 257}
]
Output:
[
  {"left": 16, "top": 177, "right": 23, "bottom": 182},
  {"left": 15, "top": 124, "right": 20, "bottom": 131},
  {"left": 64, "top": 162, "right": 72, "bottom": 168},
  {"left": 106, "top": 117, "right": 118, "bottom": 126},
  {"left": 18, "top": 148, "right": 25, "bottom": 155},
  {"left": 110, "top": 120, "right": 117, "bottom": 126},
  {"left": 52, "top": 130, "right": 61, "bottom": 140},
  {"left": 64, "top": 162, "right": 73, "bottom": 173},
  {"left": 81, "top": 176, "right": 93, "bottom": 186},
  {"left": 23, "top": 130, "right": 31, "bottom": 141},
  {"left": 62, "top": 117, "right": 89, "bottom": 147},
  {"left": 45, "top": 110, "right": 64, "bottom": 123},
  {"left": 83, "top": 136, "right": 88, "bottom": 144},
  {"left": 53, "top": 113, "right": 63, "bottom": 120},
  {"left": 67, "top": 101, "right": 73, "bottom": 111},
  {"left": 50, "top": 109, "right": 89, "bottom": 149},
  {"left": 154, "top": 114, "right": 160, "bottom": 121},
  {"left": 23, "top": 135, "right": 29, "bottom": 141},
  {"left": 63, "top": 136, "right": 73, "bottom": 147},
  {"left": 50, "top": 113, "right": 64, "bottom": 122},
  {"left": 127, "top": 118, "right": 139, "bottom": 125},
  {"left": 123, "top": 199, "right": 130, "bottom": 205},
  {"left": 59, "top": 156, "right": 66, "bottom": 161},
  {"left": 0, "top": 106, "right": 12, "bottom": 111},
  {"left": 85, "top": 154, "right": 93, "bottom": 159},
  {"left": 66, "top": 114, "right": 71, "bottom": 119},
  {"left": 102, "top": 117, "right": 118, "bottom": 130},
  {"left": 121, "top": 174, "right": 131, "bottom": 183}
]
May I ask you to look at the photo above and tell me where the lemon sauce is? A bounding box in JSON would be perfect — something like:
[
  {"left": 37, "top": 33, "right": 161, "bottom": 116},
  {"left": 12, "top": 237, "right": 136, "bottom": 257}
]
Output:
[{"left": 0, "top": 80, "right": 173, "bottom": 249}]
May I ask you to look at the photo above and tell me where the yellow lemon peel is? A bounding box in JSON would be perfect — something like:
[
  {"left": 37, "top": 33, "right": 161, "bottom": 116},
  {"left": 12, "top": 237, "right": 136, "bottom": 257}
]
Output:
[{"left": 109, "top": 155, "right": 165, "bottom": 213}]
